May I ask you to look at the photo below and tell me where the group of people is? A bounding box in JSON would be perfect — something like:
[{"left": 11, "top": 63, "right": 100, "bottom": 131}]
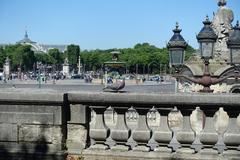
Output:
[{"left": 84, "top": 74, "right": 93, "bottom": 83}]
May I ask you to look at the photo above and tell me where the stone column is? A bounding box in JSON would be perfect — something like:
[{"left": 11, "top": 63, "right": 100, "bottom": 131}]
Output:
[
  {"left": 104, "top": 106, "right": 117, "bottom": 148},
  {"left": 147, "top": 106, "right": 160, "bottom": 150},
  {"left": 167, "top": 107, "right": 183, "bottom": 152},
  {"left": 89, "top": 106, "right": 109, "bottom": 150},
  {"left": 213, "top": 108, "right": 229, "bottom": 154},
  {"left": 78, "top": 55, "right": 82, "bottom": 75},
  {"left": 63, "top": 57, "right": 70, "bottom": 78},
  {"left": 132, "top": 108, "right": 151, "bottom": 151},
  {"left": 67, "top": 104, "right": 88, "bottom": 155},
  {"left": 3, "top": 57, "right": 10, "bottom": 80},
  {"left": 237, "top": 114, "right": 240, "bottom": 150},
  {"left": 126, "top": 106, "right": 138, "bottom": 149},
  {"left": 110, "top": 107, "right": 129, "bottom": 150},
  {"left": 154, "top": 111, "right": 172, "bottom": 152},
  {"left": 190, "top": 107, "right": 206, "bottom": 153}
]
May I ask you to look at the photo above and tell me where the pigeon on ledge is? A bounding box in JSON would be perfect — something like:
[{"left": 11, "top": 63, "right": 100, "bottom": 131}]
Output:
[{"left": 103, "top": 78, "right": 125, "bottom": 92}]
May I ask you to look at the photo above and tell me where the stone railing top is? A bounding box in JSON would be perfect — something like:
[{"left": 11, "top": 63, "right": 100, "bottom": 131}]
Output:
[
  {"left": 0, "top": 88, "right": 64, "bottom": 104},
  {"left": 68, "top": 91, "right": 240, "bottom": 108},
  {"left": 1, "top": 89, "right": 240, "bottom": 109}
]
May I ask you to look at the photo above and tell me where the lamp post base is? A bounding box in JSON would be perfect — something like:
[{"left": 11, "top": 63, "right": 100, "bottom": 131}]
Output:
[{"left": 199, "top": 88, "right": 214, "bottom": 93}]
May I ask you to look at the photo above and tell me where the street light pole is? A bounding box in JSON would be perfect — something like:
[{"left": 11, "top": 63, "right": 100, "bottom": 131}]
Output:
[
  {"left": 37, "top": 62, "right": 42, "bottom": 88},
  {"left": 159, "top": 63, "right": 161, "bottom": 76},
  {"left": 168, "top": 18, "right": 240, "bottom": 93},
  {"left": 78, "top": 55, "right": 82, "bottom": 75},
  {"left": 136, "top": 64, "right": 138, "bottom": 84},
  {"left": 167, "top": 22, "right": 188, "bottom": 93},
  {"left": 148, "top": 63, "right": 150, "bottom": 81}
]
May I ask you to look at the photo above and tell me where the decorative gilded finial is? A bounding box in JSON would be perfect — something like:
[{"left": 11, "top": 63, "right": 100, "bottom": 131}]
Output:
[
  {"left": 173, "top": 22, "right": 182, "bottom": 33},
  {"left": 176, "top": 22, "right": 179, "bottom": 29},
  {"left": 206, "top": 15, "right": 209, "bottom": 21},
  {"left": 235, "top": 20, "right": 240, "bottom": 30},
  {"left": 24, "top": 26, "right": 28, "bottom": 39},
  {"left": 203, "top": 15, "right": 211, "bottom": 25}
]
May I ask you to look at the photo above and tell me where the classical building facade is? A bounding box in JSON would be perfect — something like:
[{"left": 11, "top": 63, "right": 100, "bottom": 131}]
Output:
[
  {"left": 1, "top": 30, "right": 67, "bottom": 53},
  {"left": 17, "top": 31, "right": 67, "bottom": 53}
]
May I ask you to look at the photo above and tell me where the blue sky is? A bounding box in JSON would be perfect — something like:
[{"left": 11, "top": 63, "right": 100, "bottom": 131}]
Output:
[{"left": 0, "top": 0, "right": 239, "bottom": 50}]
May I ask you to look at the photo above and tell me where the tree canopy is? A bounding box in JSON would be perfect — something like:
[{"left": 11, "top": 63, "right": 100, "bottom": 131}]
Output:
[
  {"left": 2, "top": 44, "right": 35, "bottom": 71},
  {"left": 0, "top": 43, "right": 195, "bottom": 74},
  {"left": 81, "top": 43, "right": 195, "bottom": 74},
  {"left": 66, "top": 44, "right": 80, "bottom": 67}
]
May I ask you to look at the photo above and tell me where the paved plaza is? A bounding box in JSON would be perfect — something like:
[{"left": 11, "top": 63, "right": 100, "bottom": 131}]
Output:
[{"left": 0, "top": 79, "right": 175, "bottom": 93}]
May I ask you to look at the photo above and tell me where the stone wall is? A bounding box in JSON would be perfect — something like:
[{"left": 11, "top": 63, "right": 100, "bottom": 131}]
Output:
[
  {"left": 0, "top": 89, "right": 67, "bottom": 160},
  {"left": 0, "top": 90, "right": 240, "bottom": 160}
]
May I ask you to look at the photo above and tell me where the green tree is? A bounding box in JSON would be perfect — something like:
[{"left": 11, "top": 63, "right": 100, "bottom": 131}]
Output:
[
  {"left": 35, "top": 53, "right": 51, "bottom": 64},
  {"left": 0, "top": 47, "right": 6, "bottom": 68},
  {"left": 185, "top": 45, "right": 195, "bottom": 60},
  {"left": 48, "top": 48, "right": 62, "bottom": 64},
  {"left": 21, "top": 45, "right": 35, "bottom": 71},
  {"left": 4, "top": 44, "right": 34, "bottom": 71},
  {"left": 66, "top": 44, "right": 80, "bottom": 68}
]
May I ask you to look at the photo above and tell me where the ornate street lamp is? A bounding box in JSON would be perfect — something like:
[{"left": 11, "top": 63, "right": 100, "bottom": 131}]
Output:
[
  {"left": 168, "top": 16, "right": 237, "bottom": 93},
  {"left": 167, "top": 22, "right": 188, "bottom": 68},
  {"left": 227, "top": 21, "right": 240, "bottom": 65},
  {"left": 197, "top": 16, "right": 217, "bottom": 59},
  {"left": 193, "top": 16, "right": 218, "bottom": 92},
  {"left": 167, "top": 22, "right": 187, "bottom": 92}
]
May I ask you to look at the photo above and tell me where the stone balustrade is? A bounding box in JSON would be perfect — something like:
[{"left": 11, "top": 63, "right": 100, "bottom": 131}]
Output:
[
  {"left": 0, "top": 90, "right": 240, "bottom": 159},
  {"left": 68, "top": 92, "right": 240, "bottom": 160},
  {"left": 86, "top": 105, "right": 240, "bottom": 153}
]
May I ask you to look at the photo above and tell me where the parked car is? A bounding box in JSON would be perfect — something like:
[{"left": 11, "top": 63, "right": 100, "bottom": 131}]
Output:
[
  {"left": 71, "top": 74, "right": 84, "bottom": 79},
  {"left": 149, "top": 76, "right": 160, "bottom": 82},
  {"left": 125, "top": 74, "right": 135, "bottom": 80}
]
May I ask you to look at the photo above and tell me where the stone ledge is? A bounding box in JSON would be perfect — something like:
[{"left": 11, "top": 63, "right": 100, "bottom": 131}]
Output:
[
  {"left": 68, "top": 91, "right": 240, "bottom": 108},
  {"left": 82, "top": 149, "right": 240, "bottom": 160},
  {"left": 0, "top": 89, "right": 64, "bottom": 104},
  {"left": 0, "top": 150, "right": 67, "bottom": 160}
]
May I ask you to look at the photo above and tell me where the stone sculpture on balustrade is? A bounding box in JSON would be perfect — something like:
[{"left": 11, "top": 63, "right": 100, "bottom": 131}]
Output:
[{"left": 212, "top": 0, "right": 234, "bottom": 60}]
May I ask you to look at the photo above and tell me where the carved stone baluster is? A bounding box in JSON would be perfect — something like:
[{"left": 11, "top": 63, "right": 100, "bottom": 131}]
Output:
[
  {"left": 177, "top": 115, "right": 195, "bottom": 150},
  {"left": 110, "top": 107, "right": 130, "bottom": 151},
  {"left": 190, "top": 107, "right": 206, "bottom": 152},
  {"left": 213, "top": 107, "right": 229, "bottom": 154},
  {"left": 104, "top": 106, "right": 117, "bottom": 148},
  {"left": 223, "top": 113, "right": 240, "bottom": 149},
  {"left": 126, "top": 106, "right": 138, "bottom": 149},
  {"left": 147, "top": 106, "right": 160, "bottom": 150},
  {"left": 237, "top": 114, "right": 240, "bottom": 150},
  {"left": 132, "top": 108, "right": 151, "bottom": 151},
  {"left": 167, "top": 106, "right": 183, "bottom": 152},
  {"left": 154, "top": 110, "right": 172, "bottom": 152},
  {"left": 89, "top": 106, "right": 109, "bottom": 150},
  {"left": 90, "top": 108, "right": 96, "bottom": 146},
  {"left": 200, "top": 113, "right": 218, "bottom": 151}
]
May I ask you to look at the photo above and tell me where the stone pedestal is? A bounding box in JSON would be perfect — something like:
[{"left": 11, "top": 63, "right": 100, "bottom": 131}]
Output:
[
  {"left": 63, "top": 57, "right": 70, "bottom": 78},
  {"left": 4, "top": 57, "right": 10, "bottom": 80},
  {"left": 63, "top": 65, "right": 69, "bottom": 77}
]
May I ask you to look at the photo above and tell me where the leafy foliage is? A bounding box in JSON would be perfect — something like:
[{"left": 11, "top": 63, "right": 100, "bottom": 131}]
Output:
[
  {"left": 185, "top": 45, "right": 196, "bottom": 60},
  {"left": 0, "top": 43, "right": 195, "bottom": 74},
  {"left": 80, "top": 43, "right": 195, "bottom": 74},
  {"left": 2, "top": 44, "right": 35, "bottom": 71},
  {"left": 66, "top": 44, "right": 80, "bottom": 67},
  {"left": 0, "top": 47, "right": 6, "bottom": 67}
]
